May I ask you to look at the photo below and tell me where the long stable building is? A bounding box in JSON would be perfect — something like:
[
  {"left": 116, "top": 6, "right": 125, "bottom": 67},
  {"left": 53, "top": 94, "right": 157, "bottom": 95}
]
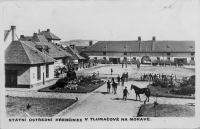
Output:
[{"left": 83, "top": 37, "right": 195, "bottom": 64}]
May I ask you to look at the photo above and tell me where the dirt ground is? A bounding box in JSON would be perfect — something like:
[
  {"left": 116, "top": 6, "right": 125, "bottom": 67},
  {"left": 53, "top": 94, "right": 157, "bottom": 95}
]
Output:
[
  {"left": 56, "top": 80, "right": 195, "bottom": 117},
  {"left": 56, "top": 64, "right": 195, "bottom": 117},
  {"left": 77, "top": 64, "right": 195, "bottom": 79}
]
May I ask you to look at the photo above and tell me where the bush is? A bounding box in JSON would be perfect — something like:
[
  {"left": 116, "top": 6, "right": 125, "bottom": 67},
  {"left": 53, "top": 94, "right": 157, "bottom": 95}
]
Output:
[
  {"left": 171, "top": 86, "right": 195, "bottom": 95},
  {"left": 50, "top": 78, "right": 68, "bottom": 90}
]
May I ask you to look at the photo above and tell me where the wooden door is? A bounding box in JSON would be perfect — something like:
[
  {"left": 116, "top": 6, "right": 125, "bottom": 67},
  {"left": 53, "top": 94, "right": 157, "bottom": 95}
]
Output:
[
  {"left": 5, "top": 70, "right": 17, "bottom": 88},
  {"left": 10, "top": 70, "right": 17, "bottom": 88},
  {"left": 5, "top": 70, "right": 11, "bottom": 88}
]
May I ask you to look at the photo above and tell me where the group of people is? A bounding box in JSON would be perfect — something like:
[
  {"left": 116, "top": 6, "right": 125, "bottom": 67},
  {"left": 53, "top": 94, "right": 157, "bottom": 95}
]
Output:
[
  {"left": 106, "top": 73, "right": 130, "bottom": 101},
  {"left": 140, "top": 73, "right": 177, "bottom": 82}
]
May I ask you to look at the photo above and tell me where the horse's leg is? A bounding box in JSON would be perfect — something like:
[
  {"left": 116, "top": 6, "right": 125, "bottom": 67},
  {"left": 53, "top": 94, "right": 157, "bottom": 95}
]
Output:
[
  {"left": 138, "top": 94, "right": 141, "bottom": 101},
  {"left": 135, "top": 94, "right": 137, "bottom": 101}
]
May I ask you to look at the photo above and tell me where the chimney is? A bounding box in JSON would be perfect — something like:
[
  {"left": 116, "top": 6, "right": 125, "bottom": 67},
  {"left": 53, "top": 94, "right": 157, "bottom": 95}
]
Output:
[
  {"left": 89, "top": 41, "right": 93, "bottom": 46},
  {"left": 38, "top": 29, "right": 40, "bottom": 33},
  {"left": 152, "top": 36, "right": 156, "bottom": 42},
  {"left": 47, "top": 29, "right": 50, "bottom": 32},
  {"left": 152, "top": 36, "right": 156, "bottom": 51},
  {"left": 138, "top": 36, "right": 141, "bottom": 42},
  {"left": 20, "top": 35, "right": 25, "bottom": 38},
  {"left": 33, "top": 33, "right": 37, "bottom": 36},
  {"left": 70, "top": 45, "right": 75, "bottom": 49},
  {"left": 11, "top": 26, "right": 16, "bottom": 41}
]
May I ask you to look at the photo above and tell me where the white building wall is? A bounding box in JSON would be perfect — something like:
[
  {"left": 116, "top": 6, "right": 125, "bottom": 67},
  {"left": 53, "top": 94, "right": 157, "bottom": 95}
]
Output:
[{"left": 30, "top": 63, "right": 54, "bottom": 85}]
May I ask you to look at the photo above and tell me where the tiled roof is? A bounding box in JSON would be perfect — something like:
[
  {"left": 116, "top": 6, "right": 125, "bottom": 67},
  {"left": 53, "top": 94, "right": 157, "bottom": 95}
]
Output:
[
  {"left": 65, "top": 46, "right": 79, "bottom": 55},
  {"left": 32, "top": 34, "right": 48, "bottom": 42},
  {"left": 75, "top": 46, "right": 88, "bottom": 53},
  {"left": 153, "top": 41, "right": 195, "bottom": 52},
  {"left": 70, "top": 53, "right": 85, "bottom": 60},
  {"left": 19, "top": 36, "right": 33, "bottom": 41},
  {"left": 38, "top": 30, "right": 61, "bottom": 40},
  {"left": 5, "top": 41, "right": 56, "bottom": 64},
  {"left": 84, "top": 40, "right": 195, "bottom": 52},
  {"left": 24, "top": 41, "right": 72, "bottom": 59},
  {"left": 84, "top": 41, "right": 140, "bottom": 52}
]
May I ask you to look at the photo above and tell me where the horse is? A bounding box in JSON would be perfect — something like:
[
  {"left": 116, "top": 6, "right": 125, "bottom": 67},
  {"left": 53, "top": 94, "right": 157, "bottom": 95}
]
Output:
[{"left": 130, "top": 84, "right": 150, "bottom": 102}]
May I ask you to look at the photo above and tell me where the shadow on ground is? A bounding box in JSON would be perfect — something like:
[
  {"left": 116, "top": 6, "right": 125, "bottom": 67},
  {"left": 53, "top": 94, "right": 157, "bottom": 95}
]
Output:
[{"left": 111, "top": 98, "right": 145, "bottom": 102}]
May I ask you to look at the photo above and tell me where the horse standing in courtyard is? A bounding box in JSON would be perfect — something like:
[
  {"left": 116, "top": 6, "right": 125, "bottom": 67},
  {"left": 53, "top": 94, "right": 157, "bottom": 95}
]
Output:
[{"left": 130, "top": 84, "right": 150, "bottom": 102}]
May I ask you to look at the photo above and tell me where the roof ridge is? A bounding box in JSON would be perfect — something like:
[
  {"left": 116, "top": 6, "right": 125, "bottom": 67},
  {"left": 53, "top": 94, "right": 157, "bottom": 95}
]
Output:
[{"left": 21, "top": 42, "right": 32, "bottom": 64}]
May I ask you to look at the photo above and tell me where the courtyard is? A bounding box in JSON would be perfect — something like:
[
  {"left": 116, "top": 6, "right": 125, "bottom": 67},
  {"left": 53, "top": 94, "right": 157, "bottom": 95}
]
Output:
[{"left": 6, "top": 64, "right": 195, "bottom": 117}]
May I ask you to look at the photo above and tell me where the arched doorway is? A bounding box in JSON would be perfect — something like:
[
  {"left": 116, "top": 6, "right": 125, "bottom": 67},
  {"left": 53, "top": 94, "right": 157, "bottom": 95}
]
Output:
[{"left": 141, "top": 56, "right": 151, "bottom": 64}]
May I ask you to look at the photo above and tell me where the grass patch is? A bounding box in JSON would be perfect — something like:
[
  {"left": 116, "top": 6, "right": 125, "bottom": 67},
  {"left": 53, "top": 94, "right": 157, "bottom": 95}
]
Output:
[
  {"left": 148, "top": 85, "right": 195, "bottom": 99},
  {"left": 38, "top": 82, "right": 106, "bottom": 93},
  {"left": 138, "top": 104, "right": 195, "bottom": 117},
  {"left": 6, "top": 97, "right": 76, "bottom": 117}
]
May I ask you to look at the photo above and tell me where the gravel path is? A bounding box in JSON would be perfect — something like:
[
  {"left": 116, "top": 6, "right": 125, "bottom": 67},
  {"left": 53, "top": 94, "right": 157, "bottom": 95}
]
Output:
[{"left": 56, "top": 81, "right": 195, "bottom": 117}]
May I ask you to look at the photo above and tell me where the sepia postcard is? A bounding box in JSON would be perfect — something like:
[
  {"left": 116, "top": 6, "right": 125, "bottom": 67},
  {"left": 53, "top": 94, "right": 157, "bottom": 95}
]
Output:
[{"left": 0, "top": 0, "right": 200, "bottom": 129}]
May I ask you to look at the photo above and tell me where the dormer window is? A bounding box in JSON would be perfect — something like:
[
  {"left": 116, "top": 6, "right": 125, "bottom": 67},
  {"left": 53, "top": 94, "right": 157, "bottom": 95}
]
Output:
[
  {"left": 190, "top": 46, "right": 193, "bottom": 48},
  {"left": 124, "top": 52, "right": 127, "bottom": 55},
  {"left": 104, "top": 46, "right": 107, "bottom": 48},
  {"left": 167, "top": 45, "right": 170, "bottom": 48},
  {"left": 103, "top": 52, "right": 106, "bottom": 55},
  {"left": 191, "top": 52, "right": 194, "bottom": 56}
]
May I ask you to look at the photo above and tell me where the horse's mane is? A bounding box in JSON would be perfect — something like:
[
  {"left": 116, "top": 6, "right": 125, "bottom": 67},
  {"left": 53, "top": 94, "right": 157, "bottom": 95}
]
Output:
[{"left": 131, "top": 84, "right": 140, "bottom": 90}]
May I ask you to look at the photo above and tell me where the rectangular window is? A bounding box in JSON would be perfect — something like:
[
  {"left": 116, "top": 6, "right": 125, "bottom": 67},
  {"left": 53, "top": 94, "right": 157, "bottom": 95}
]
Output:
[
  {"left": 124, "top": 57, "right": 127, "bottom": 60},
  {"left": 167, "top": 52, "right": 170, "bottom": 56},
  {"left": 124, "top": 52, "right": 127, "bottom": 55},
  {"left": 191, "top": 52, "right": 194, "bottom": 56},
  {"left": 37, "top": 65, "right": 41, "bottom": 80},
  {"left": 191, "top": 57, "right": 194, "bottom": 60},
  {"left": 103, "top": 52, "right": 106, "bottom": 55},
  {"left": 167, "top": 57, "right": 170, "bottom": 60},
  {"left": 157, "top": 57, "right": 160, "bottom": 60},
  {"left": 133, "top": 57, "right": 136, "bottom": 60},
  {"left": 103, "top": 57, "right": 106, "bottom": 60},
  {"left": 46, "top": 64, "right": 49, "bottom": 78}
]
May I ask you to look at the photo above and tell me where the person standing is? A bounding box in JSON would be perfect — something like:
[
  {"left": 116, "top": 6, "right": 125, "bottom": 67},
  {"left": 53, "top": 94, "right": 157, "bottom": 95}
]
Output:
[
  {"left": 121, "top": 76, "right": 124, "bottom": 86},
  {"left": 122, "top": 63, "right": 124, "bottom": 68},
  {"left": 117, "top": 75, "right": 121, "bottom": 85},
  {"left": 111, "top": 68, "right": 113, "bottom": 75},
  {"left": 122, "top": 87, "right": 129, "bottom": 101},
  {"left": 111, "top": 78, "right": 115, "bottom": 93},
  {"left": 126, "top": 72, "right": 129, "bottom": 82},
  {"left": 107, "top": 80, "right": 111, "bottom": 93}
]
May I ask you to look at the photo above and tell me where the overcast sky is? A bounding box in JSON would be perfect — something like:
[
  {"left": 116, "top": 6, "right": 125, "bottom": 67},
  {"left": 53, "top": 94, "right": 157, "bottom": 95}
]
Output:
[{"left": 2, "top": 0, "right": 199, "bottom": 41}]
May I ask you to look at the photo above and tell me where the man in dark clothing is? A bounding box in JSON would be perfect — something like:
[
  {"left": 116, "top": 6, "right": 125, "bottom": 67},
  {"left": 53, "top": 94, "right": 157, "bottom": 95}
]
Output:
[
  {"left": 121, "top": 76, "right": 124, "bottom": 86},
  {"left": 111, "top": 68, "right": 113, "bottom": 75},
  {"left": 123, "top": 87, "right": 129, "bottom": 101},
  {"left": 107, "top": 80, "right": 111, "bottom": 93},
  {"left": 117, "top": 75, "right": 121, "bottom": 85},
  {"left": 126, "top": 63, "right": 127, "bottom": 68},
  {"left": 122, "top": 63, "right": 124, "bottom": 68}
]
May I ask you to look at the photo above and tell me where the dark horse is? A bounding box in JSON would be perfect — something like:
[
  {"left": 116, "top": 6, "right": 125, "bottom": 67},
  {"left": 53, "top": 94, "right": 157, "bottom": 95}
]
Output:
[{"left": 130, "top": 84, "right": 150, "bottom": 102}]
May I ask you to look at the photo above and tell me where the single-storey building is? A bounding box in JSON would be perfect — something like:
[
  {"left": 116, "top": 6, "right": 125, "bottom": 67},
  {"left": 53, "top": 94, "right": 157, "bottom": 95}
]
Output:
[
  {"left": 83, "top": 37, "right": 195, "bottom": 65},
  {"left": 20, "top": 33, "right": 72, "bottom": 68},
  {"left": 5, "top": 41, "right": 56, "bottom": 88}
]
